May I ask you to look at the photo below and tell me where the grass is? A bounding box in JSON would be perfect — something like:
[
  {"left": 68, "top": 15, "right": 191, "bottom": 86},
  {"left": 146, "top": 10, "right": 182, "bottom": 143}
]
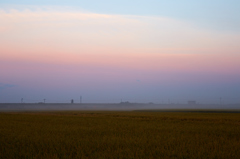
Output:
[{"left": 0, "top": 111, "right": 240, "bottom": 158}]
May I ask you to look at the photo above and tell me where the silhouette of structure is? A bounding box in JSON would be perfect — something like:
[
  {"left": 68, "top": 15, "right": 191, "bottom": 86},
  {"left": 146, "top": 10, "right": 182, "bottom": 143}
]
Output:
[
  {"left": 188, "top": 101, "right": 196, "bottom": 105},
  {"left": 71, "top": 99, "right": 74, "bottom": 104}
]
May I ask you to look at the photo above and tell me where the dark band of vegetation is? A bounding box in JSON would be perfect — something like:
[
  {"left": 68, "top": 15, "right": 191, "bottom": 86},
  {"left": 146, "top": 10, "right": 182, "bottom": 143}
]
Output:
[{"left": 0, "top": 111, "right": 240, "bottom": 158}]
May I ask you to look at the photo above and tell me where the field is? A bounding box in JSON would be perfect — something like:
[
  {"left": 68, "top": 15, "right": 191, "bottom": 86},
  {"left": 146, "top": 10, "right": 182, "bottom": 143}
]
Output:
[{"left": 0, "top": 111, "right": 240, "bottom": 158}]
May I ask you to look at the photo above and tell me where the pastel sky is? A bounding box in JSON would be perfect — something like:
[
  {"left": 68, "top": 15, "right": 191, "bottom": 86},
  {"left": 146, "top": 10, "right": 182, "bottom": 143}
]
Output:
[{"left": 1, "top": 0, "right": 240, "bottom": 104}]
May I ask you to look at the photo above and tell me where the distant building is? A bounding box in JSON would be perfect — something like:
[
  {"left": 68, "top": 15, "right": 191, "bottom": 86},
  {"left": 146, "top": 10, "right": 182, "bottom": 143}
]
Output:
[
  {"left": 71, "top": 99, "right": 74, "bottom": 104},
  {"left": 188, "top": 101, "right": 196, "bottom": 105}
]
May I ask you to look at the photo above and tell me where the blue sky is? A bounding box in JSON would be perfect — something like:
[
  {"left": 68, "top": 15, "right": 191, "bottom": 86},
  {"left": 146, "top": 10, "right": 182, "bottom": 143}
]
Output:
[
  {"left": 1, "top": 0, "right": 239, "bottom": 19},
  {"left": 1, "top": 0, "right": 240, "bottom": 32}
]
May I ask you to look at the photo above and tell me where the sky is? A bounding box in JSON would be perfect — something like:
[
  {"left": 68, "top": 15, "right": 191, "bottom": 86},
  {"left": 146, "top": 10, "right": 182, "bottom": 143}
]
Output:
[{"left": 0, "top": 0, "right": 240, "bottom": 104}]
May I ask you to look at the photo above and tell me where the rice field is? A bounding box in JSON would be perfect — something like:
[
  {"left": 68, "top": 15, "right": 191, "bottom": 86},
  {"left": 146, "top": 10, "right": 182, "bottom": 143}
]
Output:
[{"left": 0, "top": 111, "right": 239, "bottom": 158}]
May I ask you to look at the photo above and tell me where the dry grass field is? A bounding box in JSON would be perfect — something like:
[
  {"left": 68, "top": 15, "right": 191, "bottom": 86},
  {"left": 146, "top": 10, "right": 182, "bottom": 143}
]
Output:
[{"left": 0, "top": 111, "right": 240, "bottom": 158}]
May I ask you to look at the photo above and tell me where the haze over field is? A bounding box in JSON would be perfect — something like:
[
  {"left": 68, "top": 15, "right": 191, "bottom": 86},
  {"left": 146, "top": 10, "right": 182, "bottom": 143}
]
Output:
[{"left": 1, "top": 1, "right": 240, "bottom": 104}]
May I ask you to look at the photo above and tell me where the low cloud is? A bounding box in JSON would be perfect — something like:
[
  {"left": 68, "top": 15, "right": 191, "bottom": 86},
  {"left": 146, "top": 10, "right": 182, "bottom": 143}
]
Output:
[{"left": 0, "top": 83, "right": 16, "bottom": 90}]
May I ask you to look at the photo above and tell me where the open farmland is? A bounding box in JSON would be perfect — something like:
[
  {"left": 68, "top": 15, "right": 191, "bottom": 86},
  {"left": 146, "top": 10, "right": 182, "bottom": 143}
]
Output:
[{"left": 0, "top": 111, "right": 240, "bottom": 158}]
